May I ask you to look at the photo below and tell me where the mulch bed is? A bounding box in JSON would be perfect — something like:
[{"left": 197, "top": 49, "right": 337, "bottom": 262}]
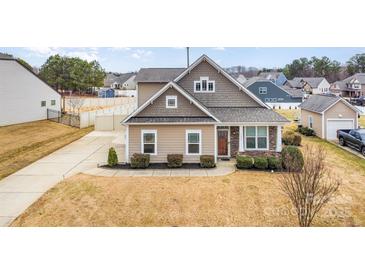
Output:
[{"left": 100, "top": 163, "right": 213, "bottom": 169}]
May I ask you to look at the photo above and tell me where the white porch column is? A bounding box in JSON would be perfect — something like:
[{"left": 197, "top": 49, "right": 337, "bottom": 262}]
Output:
[
  {"left": 239, "top": 126, "right": 244, "bottom": 152},
  {"left": 125, "top": 125, "right": 129, "bottom": 163},
  {"left": 276, "top": 125, "right": 282, "bottom": 152},
  {"left": 214, "top": 125, "right": 217, "bottom": 163}
]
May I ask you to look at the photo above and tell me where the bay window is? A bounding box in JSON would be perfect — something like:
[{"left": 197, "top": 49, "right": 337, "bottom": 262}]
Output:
[
  {"left": 244, "top": 126, "right": 268, "bottom": 150},
  {"left": 141, "top": 130, "right": 157, "bottom": 155}
]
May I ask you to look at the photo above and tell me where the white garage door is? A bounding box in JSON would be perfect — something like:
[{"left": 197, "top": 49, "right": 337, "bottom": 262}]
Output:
[{"left": 326, "top": 119, "right": 354, "bottom": 140}]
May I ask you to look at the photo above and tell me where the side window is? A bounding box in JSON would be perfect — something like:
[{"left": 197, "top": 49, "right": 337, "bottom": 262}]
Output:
[
  {"left": 308, "top": 116, "right": 313, "bottom": 129},
  {"left": 51, "top": 100, "right": 56, "bottom": 106},
  {"left": 41, "top": 101, "right": 46, "bottom": 107},
  {"left": 186, "top": 130, "right": 201, "bottom": 155},
  {"left": 141, "top": 130, "right": 157, "bottom": 155}
]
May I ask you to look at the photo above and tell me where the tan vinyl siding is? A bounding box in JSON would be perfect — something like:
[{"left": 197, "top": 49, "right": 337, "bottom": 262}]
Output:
[
  {"left": 137, "top": 82, "right": 166, "bottom": 107},
  {"left": 128, "top": 125, "right": 215, "bottom": 163},
  {"left": 137, "top": 87, "right": 207, "bottom": 117},
  {"left": 301, "top": 109, "right": 323, "bottom": 137},
  {"left": 324, "top": 100, "right": 358, "bottom": 135},
  {"left": 177, "top": 61, "right": 260, "bottom": 107}
]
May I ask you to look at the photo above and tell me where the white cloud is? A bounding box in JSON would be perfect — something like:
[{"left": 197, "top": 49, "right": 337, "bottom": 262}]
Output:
[
  {"left": 26, "top": 47, "right": 61, "bottom": 56},
  {"left": 213, "top": 47, "right": 225, "bottom": 51},
  {"left": 25, "top": 47, "right": 100, "bottom": 62},
  {"left": 67, "top": 50, "right": 99, "bottom": 62},
  {"left": 130, "top": 49, "right": 153, "bottom": 60}
]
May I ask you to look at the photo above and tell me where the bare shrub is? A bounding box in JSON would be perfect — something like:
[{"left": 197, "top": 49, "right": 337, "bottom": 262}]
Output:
[{"left": 280, "top": 144, "right": 340, "bottom": 227}]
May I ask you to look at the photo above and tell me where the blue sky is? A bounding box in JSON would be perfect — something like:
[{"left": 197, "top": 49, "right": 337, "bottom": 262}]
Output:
[{"left": 1, "top": 47, "right": 365, "bottom": 73}]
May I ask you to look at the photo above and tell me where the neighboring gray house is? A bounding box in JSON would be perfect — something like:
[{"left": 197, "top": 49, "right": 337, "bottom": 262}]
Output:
[
  {"left": 0, "top": 53, "right": 61, "bottom": 126},
  {"left": 258, "top": 71, "right": 287, "bottom": 86},
  {"left": 244, "top": 79, "right": 303, "bottom": 109},
  {"left": 330, "top": 73, "right": 365, "bottom": 98},
  {"left": 122, "top": 55, "right": 289, "bottom": 164},
  {"left": 104, "top": 72, "right": 137, "bottom": 90}
]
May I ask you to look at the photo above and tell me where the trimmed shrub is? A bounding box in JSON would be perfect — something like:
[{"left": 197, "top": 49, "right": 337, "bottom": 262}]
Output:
[
  {"left": 200, "top": 155, "right": 216, "bottom": 168},
  {"left": 167, "top": 154, "right": 183, "bottom": 168},
  {"left": 282, "top": 131, "right": 301, "bottom": 146},
  {"left": 299, "top": 126, "right": 315, "bottom": 136},
  {"left": 253, "top": 157, "right": 268, "bottom": 170},
  {"left": 282, "top": 131, "right": 295, "bottom": 145},
  {"left": 107, "top": 147, "right": 118, "bottom": 167},
  {"left": 268, "top": 156, "right": 282, "bottom": 170},
  {"left": 281, "top": 146, "right": 304, "bottom": 171},
  {"left": 236, "top": 155, "right": 254, "bottom": 169},
  {"left": 293, "top": 133, "right": 302, "bottom": 146},
  {"left": 130, "top": 153, "right": 150, "bottom": 169}
]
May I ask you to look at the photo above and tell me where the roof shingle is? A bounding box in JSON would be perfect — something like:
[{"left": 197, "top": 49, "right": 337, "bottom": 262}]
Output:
[
  {"left": 299, "top": 94, "right": 341, "bottom": 113},
  {"left": 135, "top": 68, "right": 185, "bottom": 83},
  {"left": 207, "top": 107, "right": 289, "bottom": 123}
]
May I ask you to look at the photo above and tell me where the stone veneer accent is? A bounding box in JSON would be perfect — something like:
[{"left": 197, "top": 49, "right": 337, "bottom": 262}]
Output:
[
  {"left": 230, "top": 126, "right": 239, "bottom": 157},
  {"left": 269, "top": 126, "right": 277, "bottom": 151}
]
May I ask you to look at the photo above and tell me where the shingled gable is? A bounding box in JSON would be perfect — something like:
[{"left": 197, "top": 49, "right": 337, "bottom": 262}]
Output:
[
  {"left": 122, "top": 81, "right": 220, "bottom": 123},
  {"left": 174, "top": 54, "right": 269, "bottom": 108}
]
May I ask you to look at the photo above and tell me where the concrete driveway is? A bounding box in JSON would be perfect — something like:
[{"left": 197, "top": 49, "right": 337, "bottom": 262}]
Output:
[{"left": 0, "top": 130, "right": 125, "bottom": 226}]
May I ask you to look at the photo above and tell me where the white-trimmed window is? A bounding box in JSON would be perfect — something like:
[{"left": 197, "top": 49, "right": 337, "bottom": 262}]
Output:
[
  {"left": 353, "top": 84, "right": 361, "bottom": 89},
  {"left": 308, "top": 116, "right": 313, "bottom": 129},
  {"left": 41, "top": 100, "right": 46, "bottom": 107},
  {"left": 245, "top": 126, "right": 268, "bottom": 150},
  {"left": 141, "top": 130, "right": 157, "bottom": 155},
  {"left": 186, "top": 129, "right": 202, "bottom": 155},
  {"left": 194, "top": 77, "right": 215, "bottom": 92},
  {"left": 259, "top": 87, "right": 267, "bottom": 94},
  {"left": 166, "top": 95, "right": 177, "bottom": 108},
  {"left": 51, "top": 100, "right": 56, "bottom": 106}
]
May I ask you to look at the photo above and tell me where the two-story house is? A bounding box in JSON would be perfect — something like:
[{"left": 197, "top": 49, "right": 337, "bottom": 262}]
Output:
[
  {"left": 122, "top": 55, "right": 289, "bottom": 164},
  {"left": 330, "top": 73, "right": 365, "bottom": 98},
  {"left": 289, "top": 77, "right": 330, "bottom": 95},
  {"left": 244, "top": 79, "right": 303, "bottom": 109}
]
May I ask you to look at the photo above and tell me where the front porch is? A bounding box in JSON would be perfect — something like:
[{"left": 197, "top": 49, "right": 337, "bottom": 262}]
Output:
[{"left": 215, "top": 125, "right": 282, "bottom": 159}]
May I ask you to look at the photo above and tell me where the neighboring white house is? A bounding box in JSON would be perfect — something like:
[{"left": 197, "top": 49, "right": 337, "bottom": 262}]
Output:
[
  {"left": 0, "top": 54, "right": 61, "bottom": 126},
  {"left": 104, "top": 72, "right": 137, "bottom": 90}
]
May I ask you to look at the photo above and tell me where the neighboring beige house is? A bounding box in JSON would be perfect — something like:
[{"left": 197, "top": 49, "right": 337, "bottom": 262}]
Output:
[
  {"left": 122, "top": 55, "right": 289, "bottom": 164},
  {"left": 0, "top": 53, "right": 61, "bottom": 126},
  {"left": 299, "top": 94, "right": 359, "bottom": 140}
]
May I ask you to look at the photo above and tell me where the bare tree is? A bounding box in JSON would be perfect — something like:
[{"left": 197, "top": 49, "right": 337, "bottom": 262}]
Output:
[
  {"left": 280, "top": 145, "right": 341, "bottom": 227},
  {"left": 68, "top": 97, "right": 85, "bottom": 115}
]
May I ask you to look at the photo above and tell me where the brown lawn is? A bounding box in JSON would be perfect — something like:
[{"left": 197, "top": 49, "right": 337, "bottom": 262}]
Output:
[
  {"left": 11, "top": 133, "right": 365, "bottom": 227},
  {"left": 0, "top": 120, "right": 93, "bottom": 180},
  {"left": 10, "top": 111, "right": 365, "bottom": 227}
]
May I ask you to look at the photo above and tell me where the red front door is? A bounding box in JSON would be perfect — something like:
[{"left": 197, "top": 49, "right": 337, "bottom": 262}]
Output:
[{"left": 218, "top": 130, "right": 229, "bottom": 156}]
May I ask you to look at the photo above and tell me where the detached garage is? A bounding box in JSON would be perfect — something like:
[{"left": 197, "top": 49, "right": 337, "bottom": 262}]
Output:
[{"left": 299, "top": 94, "right": 359, "bottom": 140}]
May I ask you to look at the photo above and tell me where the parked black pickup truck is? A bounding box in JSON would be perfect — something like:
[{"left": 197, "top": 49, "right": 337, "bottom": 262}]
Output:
[{"left": 337, "top": 128, "right": 365, "bottom": 156}]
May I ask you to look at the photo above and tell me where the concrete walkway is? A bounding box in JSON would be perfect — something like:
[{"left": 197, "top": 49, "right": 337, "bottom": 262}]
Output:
[
  {"left": 0, "top": 131, "right": 124, "bottom": 226},
  {"left": 84, "top": 159, "right": 236, "bottom": 177}
]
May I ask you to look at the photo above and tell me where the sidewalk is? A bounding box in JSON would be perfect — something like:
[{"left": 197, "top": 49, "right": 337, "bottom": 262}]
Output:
[{"left": 0, "top": 131, "right": 124, "bottom": 226}]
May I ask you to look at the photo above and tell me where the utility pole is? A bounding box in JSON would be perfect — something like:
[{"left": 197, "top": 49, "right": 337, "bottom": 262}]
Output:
[{"left": 186, "top": 47, "right": 190, "bottom": 67}]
